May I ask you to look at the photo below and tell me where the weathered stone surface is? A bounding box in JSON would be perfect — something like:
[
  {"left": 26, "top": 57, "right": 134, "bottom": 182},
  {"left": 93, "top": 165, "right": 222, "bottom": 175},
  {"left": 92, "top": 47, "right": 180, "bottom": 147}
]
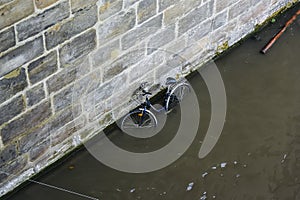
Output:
[
  {"left": 0, "top": 68, "right": 27, "bottom": 104},
  {"left": 47, "top": 57, "right": 90, "bottom": 94},
  {"left": 99, "top": 0, "right": 123, "bottom": 21},
  {"left": 0, "top": 101, "right": 52, "bottom": 144},
  {"left": 0, "top": 27, "right": 15, "bottom": 53},
  {"left": 216, "top": 0, "right": 236, "bottom": 13},
  {"left": 51, "top": 115, "right": 86, "bottom": 146},
  {"left": 28, "top": 51, "right": 57, "bottom": 85},
  {"left": 92, "top": 39, "right": 120, "bottom": 67},
  {"left": 123, "top": 0, "right": 140, "bottom": 8},
  {"left": 187, "top": 19, "right": 212, "bottom": 44},
  {"left": 129, "top": 52, "right": 164, "bottom": 82},
  {"left": 103, "top": 48, "right": 144, "bottom": 82},
  {"left": 16, "top": 1, "right": 70, "bottom": 41},
  {"left": 0, "top": 37, "right": 44, "bottom": 77},
  {"left": 35, "top": 0, "right": 59, "bottom": 9},
  {"left": 98, "top": 8, "right": 135, "bottom": 44},
  {"left": 163, "top": 0, "right": 202, "bottom": 25},
  {"left": 0, "top": 0, "right": 13, "bottom": 6},
  {"left": 121, "top": 14, "right": 162, "bottom": 50},
  {"left": 213, "top": 10, "right": 228, "bottom": 30},
  {"left": 59, "top": 29, "right": 96, "bottom": 67},
  {"left": 19, "top": 123, "right": 49, "bottom": 154},
  {"left": 26, "top": 83, "right": 45, "bottom": 107},
  {"left": 88, "top": 74, "right": 127, "bottom": 106},
  {"left": 53, "top": 71, "right": 99, "bottom": 111},
  {"left": 29, "top": 140, "right": 50, "bottom": 161},
  {"left": 0, "top": 143, "right": 17, "bottom": 164},
  {"left": 229, "top": 0, "right": 251, "bottom": 20},
  {"left": 159, "top": 0, "right": 175, "bottom": 12},
  {"left": 45, "top": 5, "right": 97, "bottom": 50},
  {"left": 0, "top": 95, "right": 25, "bottom": 126},
  {"left": 0, "top": 0, "right": 34, "bottom": 29},
  {"left": 0, "top": 156, "right": 27, "bottom": 184},
  {"left": 137, "top": 0, "right": 156, "bottom": 24},
  {"left": 71, "top": 0, "right": 97, "bottom": 12},
  {"left": 178, "top": 1, "right": 214, "bottom": 35},
  {"left": 147, "top": 26, "right": 175, "bottom": 54}
]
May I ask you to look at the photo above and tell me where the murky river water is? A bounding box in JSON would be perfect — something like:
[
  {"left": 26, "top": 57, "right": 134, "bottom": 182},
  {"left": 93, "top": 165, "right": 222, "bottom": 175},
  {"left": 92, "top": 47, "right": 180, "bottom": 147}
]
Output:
[{"left": 3, "top": 3, "right": 300, "bottom": 200}]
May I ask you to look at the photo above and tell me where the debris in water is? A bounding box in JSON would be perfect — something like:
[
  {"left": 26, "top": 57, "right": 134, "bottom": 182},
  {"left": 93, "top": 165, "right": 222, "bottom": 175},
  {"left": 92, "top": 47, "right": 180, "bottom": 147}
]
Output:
[
  {"left": 200, "top": 193, "right": 207, "bottom": 200},
  {"left": 212, "top": 166, "right": 217, "bottom": 170},
  {"left": 236, "top": 174, "right": 241, "bottom": 178},
  {"left": 68, "top": 165, "right": 75, "bottom": 170},
  {"left": 281, "top": 153, "right": 288, "bottom": 163},
  {"left": 130, "top": 188, "right": 136, "bottom": 193},
  {"left": 220, "top": 162, "right": 227, "bottom": 168},
  {"left": 243, "top": 164, "right": 247, "bottom": 168},
  {"left": 220, "top": 173, "right": 224, "bottom": 177},
  {"left": 202, "top": 172, "right": 208, "bottom": 178},
  {"left": 247, "top": 152, "right": 251, "bottom": 156},
  {"left": 186, "top": 182, "right": 194, "bottom": 191},
  {"left": 271, "top": 18, "right": 276, "bottom": 23},
  {"left": 116, "top": 188, "right": 122, "bottom": 192},
  {"left": 163, "top": 192, "right": 167, "bottom": 195},
  {"left": 233, "top": 161, "right": 238, "bottom": 165},
  {"left": 212, "top": 195, "right": 216, "bottom": 198}
]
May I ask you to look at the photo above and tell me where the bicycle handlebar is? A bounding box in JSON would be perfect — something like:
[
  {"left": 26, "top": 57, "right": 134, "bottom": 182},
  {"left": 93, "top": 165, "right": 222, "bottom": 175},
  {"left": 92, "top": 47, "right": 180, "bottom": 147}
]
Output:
[{"left": 142, "top": 90, "right": 152, "bottom": 96}]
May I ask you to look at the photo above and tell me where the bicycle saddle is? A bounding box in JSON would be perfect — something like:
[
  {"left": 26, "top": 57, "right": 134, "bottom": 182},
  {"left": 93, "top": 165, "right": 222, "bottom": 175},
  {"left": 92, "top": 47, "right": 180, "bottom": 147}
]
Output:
[{"left": 165, "top": 77, "right": 176, "bottom": 85}]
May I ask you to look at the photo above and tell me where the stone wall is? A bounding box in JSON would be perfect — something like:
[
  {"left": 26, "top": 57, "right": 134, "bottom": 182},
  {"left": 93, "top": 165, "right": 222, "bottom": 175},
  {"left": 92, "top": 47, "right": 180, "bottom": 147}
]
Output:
[{"left": 0, "top": 0, "right": 297, "bottom": 196}]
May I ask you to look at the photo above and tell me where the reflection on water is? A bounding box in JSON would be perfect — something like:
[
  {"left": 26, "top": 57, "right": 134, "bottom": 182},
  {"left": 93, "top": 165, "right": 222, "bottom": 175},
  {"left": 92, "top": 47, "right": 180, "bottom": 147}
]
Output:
[{"left": 3, "top": 3, "right": 300, "bottom": 200}]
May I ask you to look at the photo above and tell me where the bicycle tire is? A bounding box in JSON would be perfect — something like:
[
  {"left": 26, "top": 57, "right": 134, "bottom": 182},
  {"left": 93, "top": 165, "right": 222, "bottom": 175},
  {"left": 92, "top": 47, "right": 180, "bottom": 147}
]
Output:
[
  {"left": 165, "top": 82, "right": 191, "bottom": 111},
  {"left": 121, "top": 108, "right": 157, "bottom": 130}
]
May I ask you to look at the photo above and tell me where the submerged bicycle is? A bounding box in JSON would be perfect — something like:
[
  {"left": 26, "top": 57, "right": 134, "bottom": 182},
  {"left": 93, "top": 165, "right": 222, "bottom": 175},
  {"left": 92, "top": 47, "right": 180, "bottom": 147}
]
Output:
[{"left": 121, "top": 77, "right": 191, "bottom": 130}]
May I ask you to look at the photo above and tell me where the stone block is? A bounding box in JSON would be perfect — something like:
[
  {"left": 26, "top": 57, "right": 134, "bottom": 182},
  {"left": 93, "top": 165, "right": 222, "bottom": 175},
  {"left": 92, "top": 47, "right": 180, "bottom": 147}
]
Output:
[
  {"left": 129, "top": 51, "right": 164, "bottom": 82},
  {"left": 0, "top": 37, "right": 44, "bottom": 77},
  {"left": 26, "top": 83, "right": 45, "bottom": 107},
  {"left": 178, "top": 1, "right": 214, "bottom": 35},
  {"left": 59, "top": 29, "right": 96, "bottom": 67},
  {"left": 229, "top": 0, "right": 251, "bottom": 20},
  {"left": 29, "top": 140, "right": 50, "bottom": 161},
  {"left": 51, "top": 115, "right": 86, "bottom": 146},
  {"left": 0, "top": 143, "right": 17, "bottom": 164},
  {"left": 0, "top": 0, "right": 13, "bottom": 6},
  {"left": 45, "top": 5, "right": 97, "bottom": 50},
  {"left": 158, "top": 0, "right": 175, "bottom": 12},
  {"left": 213, "top": 10, "right": 228, "bottom": 30},
  {"left": 99, "top": 0, "right": 123, "bottom": 21},
  {"left": 0, "top": 156, "right": 27, "bottom": 184},
  {"left": 91, "top": 39, "right": 120, "bottom": 67},
  {"left": 1, "top": 100, "right": 52, "bottom": 145},
  {"left": 28, "top": 51, "right": 57, "bottom": 85},
  {"left": 47, "top": 57, "right": 90, "bottom": 94},
  {"left": 0, "top": 0, "right": 34, "bottom": 29},
  {"left": 121, "top": 14, "right": 162, "bottom": 50},
  {"left": 163, "top": 0, "right": 202, "bottom": 25},
  {"left": 123, "top": 0, "right": 140, "bottom": 8},
  {"left": 0, "top": 67, "right": 27, "bottom": 104},
  {"left": 0, "top": 95, "right": 25, "bottom": 126},
  {"left": 137, "top": 0, "right": 156, "bottom": 24},
  {"left": 186, "top": 19, "right": 212, "bottom": 44},
  {"left": 147, "top": 26, "right": 175, "bottom": 54},
  {"left": 17, "top": 1, "right": 70, "bottom": 41},
  {"left": 103, "top": 48, "right": 144, "bottom": 82},
  {"left": 71, "top": 0, "right": 97, "bottom": 13},
  {"left": 0, "top": 27, "right": 15, "bottom": 53},
  {"left": 98, "top": 8, "right": 136, "bottom": 44},
  {"left": 35, "top": 0, "right": 59, "bottom": 9},
  {"left": 19, "top": 123, "right": 49, "bottom": 153}
]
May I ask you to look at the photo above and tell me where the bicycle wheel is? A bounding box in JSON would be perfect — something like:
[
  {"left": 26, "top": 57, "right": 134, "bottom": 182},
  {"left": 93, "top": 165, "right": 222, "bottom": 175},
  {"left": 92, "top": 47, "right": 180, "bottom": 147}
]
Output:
[
  {"left": 165, "top": 82, "right": 191, "bottom": 111},
  {"left": 121, "top": 108, "right": 157, "bottom": 130}
]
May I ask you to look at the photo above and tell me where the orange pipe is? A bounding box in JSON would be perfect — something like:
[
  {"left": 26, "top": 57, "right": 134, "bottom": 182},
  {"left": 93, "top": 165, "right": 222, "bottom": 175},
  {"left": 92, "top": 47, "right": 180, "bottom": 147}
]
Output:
[{"left": 261, "top": 9, "right": 300, "bottom": 54}]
